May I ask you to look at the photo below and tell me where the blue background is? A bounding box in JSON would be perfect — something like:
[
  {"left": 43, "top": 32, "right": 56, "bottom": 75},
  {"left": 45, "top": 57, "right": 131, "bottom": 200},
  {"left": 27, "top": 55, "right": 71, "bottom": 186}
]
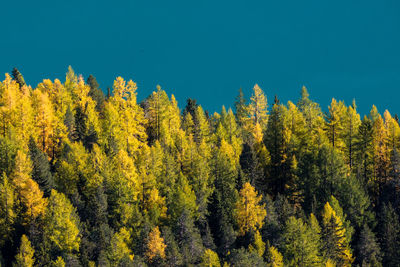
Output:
[{"left": 1, "top": 0, "right": 399, "bottom": 115}]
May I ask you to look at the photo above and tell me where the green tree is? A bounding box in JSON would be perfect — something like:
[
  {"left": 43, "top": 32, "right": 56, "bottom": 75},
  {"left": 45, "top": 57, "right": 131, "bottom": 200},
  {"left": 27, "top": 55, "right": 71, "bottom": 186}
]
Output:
[
  {"left": 28, "top": 137, "right": 54, "bottom": 197},
  {"left": 281, "top": 216, "right": 321, "bottom": 267},
  {"left": 86, "top": 74, "right": 105, "bottom": 112},
  {"left": 357, "top": 224, "right": 382, "bottom": 267},
  {"left": 44, "top": 190, "right": 80, "bottom": 255},
  {"left": 11, "top": 67, "right": 26, "bottom": 88}
]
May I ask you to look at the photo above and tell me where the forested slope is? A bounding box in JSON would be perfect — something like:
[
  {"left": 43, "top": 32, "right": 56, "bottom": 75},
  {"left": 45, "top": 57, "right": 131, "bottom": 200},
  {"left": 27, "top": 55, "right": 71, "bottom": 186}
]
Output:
[{"left": 0, "top": 67, "right": 398, "bottom": 266}]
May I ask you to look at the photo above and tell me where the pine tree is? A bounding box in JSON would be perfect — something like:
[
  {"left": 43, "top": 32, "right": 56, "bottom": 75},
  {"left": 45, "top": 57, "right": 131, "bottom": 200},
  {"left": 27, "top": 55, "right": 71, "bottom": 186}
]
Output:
[
  {"left": 28, "top": 137, "right": 54, "bottom": 197},
  {"left": 281, "top": 216, "right": 321, "bottom": 267},
  {"left": 234, "top": 88, "right": 248, "bottom": 128},
  {"left": 11, "top": 67, "right": 26, "bottom": 88},
  {"left": 321, "top": 202, "right": 353, "bottom": 266},
  {"left": 44, "top": 189, "right": 80, "bottom": 254},
  {"left": 0, "top": 173, "right": 16, "bottom": 246},
  {"left": 86, "top": 74, "right": 105, "bottom": 112},
  {"left": 357, "top": 224, "right": 382, "bottom": 267},
  {"left": 378, "top": 203, "right": 400, "bottom": 266}
]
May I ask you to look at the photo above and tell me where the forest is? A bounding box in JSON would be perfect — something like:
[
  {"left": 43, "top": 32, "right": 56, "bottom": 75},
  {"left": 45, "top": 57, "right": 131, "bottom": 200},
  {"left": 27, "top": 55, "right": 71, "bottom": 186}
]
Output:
[{"left": 0, "top": 66, "right": 399, "bottom": 267}]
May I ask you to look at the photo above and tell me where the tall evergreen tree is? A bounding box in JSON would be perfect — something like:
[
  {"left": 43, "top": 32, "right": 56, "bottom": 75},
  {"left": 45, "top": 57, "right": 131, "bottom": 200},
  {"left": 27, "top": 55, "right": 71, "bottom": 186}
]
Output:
[
  {"left": 28, "top": 137, "right": 54, "bottom": 197},
  {"left": 11, "top": 67, "right": 26, "bottom": 88}
]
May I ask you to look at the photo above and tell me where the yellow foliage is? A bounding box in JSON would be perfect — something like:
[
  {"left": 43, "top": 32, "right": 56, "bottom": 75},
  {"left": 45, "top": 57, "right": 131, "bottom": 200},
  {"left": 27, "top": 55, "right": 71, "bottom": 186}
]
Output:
[
  {"left": 14, "top": 235, "right": 35, "bottom": 267},
  {"left": 235, "top": 182, "right": 267, "bottom": 235},
  {"left": 12, "top": 151, "right": 47, "bottom": 221},
  {"left": 146, "top": 226, "right": 166, "bottom": 261},
  {"left": 201, "top": 249, "right": 221, "bottom": 267},
  {"left": 267, "top": 246, "right": 284, "bottom": 267}
]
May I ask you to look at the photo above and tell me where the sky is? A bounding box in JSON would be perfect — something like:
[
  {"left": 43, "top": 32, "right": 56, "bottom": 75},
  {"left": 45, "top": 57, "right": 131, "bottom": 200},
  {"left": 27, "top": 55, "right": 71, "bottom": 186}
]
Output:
[{"left": 1, "top": 0, "right": 399, "bottom": 116}]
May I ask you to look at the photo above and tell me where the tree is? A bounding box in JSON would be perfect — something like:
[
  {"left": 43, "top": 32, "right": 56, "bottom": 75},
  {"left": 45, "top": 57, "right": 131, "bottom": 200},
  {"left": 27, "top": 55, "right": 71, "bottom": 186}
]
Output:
[
  {"left": 13, "top": 235, "right": 35, "bottom": 267},
  {"left": 235, "top": 182, "right": 266, "bottom": 235},
  {"left": 248, "top": 84, "right": 268, "bottom": 128},
  {"left": 44, "top": 190, "right": 80, "bottom": 255},
  {"left": 266, "top": 246, "right": 283, "bottom": 267},
  {"left": 0, "top": 173, "right": 16, "bottom": 246},
  {"left": 325, "top": 98, "right": 347, "bottom": 151},
  {"left": 201, "top": 249, "right": 221, "bottom": 267},
  {"left": 86, "top": 74, "right": 105, "bottom": 112},
  {"left": 321, "top": 202, "right": 353, "bottom": 266},
  {"left": 145, "top": 226, "right": 166, "bottom": 262},
  {"left": 107, "top": 227, "right": 134, "bottom": 265},
  {"left": 11, "top": 67, "right": 26, "bottom": 88},
  {"left": 357, "top": 224, "right": 382, "bottom": 267},
  {"left": 28, "top": 137, "right": 54, "bottom": 197},
  {"left": 378, "top": 203, "right": 400, "bottom": 266},
  {"left": 234, "top": 88, "right": 248, "bottom": 128},
  {"left": 281, "top": 216, "right": 321, "bottom": 267},
  {"left": 343, "top": 100, "right": 361, "bottom": 170},
  {"left": 12, "top": 150, "right": 47, "bottom": 221}
]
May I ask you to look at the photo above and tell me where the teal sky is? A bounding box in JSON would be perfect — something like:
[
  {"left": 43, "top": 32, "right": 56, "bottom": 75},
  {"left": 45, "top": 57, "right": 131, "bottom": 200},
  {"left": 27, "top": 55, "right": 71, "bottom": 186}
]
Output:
[{"left": 1, "top": 0, "right": 399, "bottom": 116}]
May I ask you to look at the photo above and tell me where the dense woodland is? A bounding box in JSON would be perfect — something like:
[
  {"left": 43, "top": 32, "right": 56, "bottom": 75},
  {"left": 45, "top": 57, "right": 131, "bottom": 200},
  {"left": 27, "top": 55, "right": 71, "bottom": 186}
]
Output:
[{"left": 0, "top": 67, "right": 399, "bottom": 266}]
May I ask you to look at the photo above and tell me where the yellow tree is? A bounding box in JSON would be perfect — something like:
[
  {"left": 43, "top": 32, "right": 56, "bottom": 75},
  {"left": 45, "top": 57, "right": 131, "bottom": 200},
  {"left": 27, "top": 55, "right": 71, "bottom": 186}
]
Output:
[
  {"left": 0, "top": 173, "right": 16, "bottom": 245},
  {"left": 0, "top": 74, "right": 19, "bottom": 137},
  {"left": 33, "top": 89, "right": 64, "bottom": 158},
  {"left": 248, "top": 84, "right": 268, "bottom": 128},
  {"left": 201, "top": 249, "right": 221, "bottom": 267},
  {"left": 384, "top": 110, "right": 400, "bottom": 151},
  {"left": 13, "top": 235, "right": 35, "bottom": 267},
  {"left": 15, "top": 85, "right": 35, "bottom": 149},
  {"left": 145, "top": 226, "right": 167, "bottom": 262},
  {"left": 102, "top": 77, "right": 147, "bottom": 155},
  {"left": 325, "top": 98, "right": 347, "bottom": 151},
  {"left": 267, "top": 246, "right": 284, "bottom": 267},
  {"left": 12, "top": 151, "right": 47, "bottom": 221},
  {"left": 235, "top": 182, "right": 267, "bottom": 235}
]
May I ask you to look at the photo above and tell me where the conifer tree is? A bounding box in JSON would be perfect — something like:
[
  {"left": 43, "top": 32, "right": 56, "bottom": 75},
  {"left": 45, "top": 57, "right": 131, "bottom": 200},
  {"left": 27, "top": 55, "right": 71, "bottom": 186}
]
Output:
[
  {"left": 12, "top": 151, "right": 47, "bottom": 221},
  {"left": 357, "top": 224, "right": 382, "bottom": 267},
  {"left": 107, "top": 227, "right": 134, "bottom": 265},
  {"left": 281, "top": 216, "right": 321, "bottom": 267},
  {"left": 378, "top": 203, "right": 400, "bottom": 266},
  {"left": 11, "top": 67, "right": 26, "bottom": 88},
  {"left": 321, "top": 202, "right": 353, "bottom": 266},
  {"left": 28, "top": 137, "right": 54, "bottom": 197},
  {"left": 44, "top": 190, "right": 80, "bottom": 255},
  {"left": 86, "top": 74, "right": 105, "bottom": 112},
  {"left": 0, "top": 173, "right": 16, "bottom": 246}
]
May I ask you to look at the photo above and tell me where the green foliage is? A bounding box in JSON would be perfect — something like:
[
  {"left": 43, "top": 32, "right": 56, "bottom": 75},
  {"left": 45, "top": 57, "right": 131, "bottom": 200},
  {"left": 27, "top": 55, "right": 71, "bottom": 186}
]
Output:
[{"left": 281, "top": 216, "right": 321, "bottom": 266}]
